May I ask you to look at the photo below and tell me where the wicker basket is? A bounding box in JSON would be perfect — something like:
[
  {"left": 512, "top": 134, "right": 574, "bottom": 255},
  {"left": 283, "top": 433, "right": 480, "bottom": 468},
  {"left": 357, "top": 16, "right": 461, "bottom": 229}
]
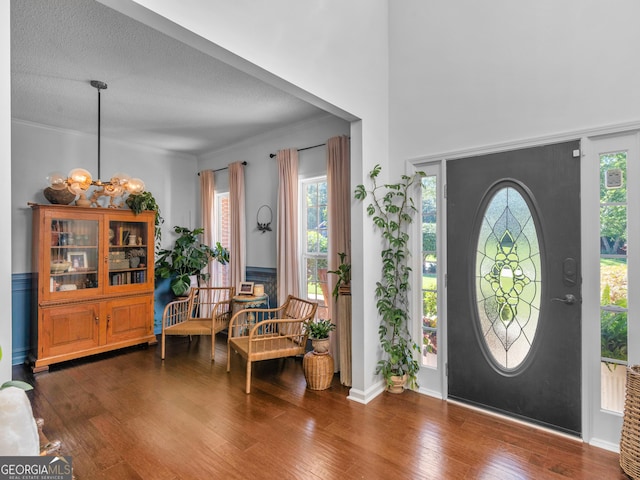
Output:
[
  {"left": 303, "top": 351, "right": 334, "bottom": 390},
  {"left": 620, "top": 365, "right": 640, "bottom": 479}
]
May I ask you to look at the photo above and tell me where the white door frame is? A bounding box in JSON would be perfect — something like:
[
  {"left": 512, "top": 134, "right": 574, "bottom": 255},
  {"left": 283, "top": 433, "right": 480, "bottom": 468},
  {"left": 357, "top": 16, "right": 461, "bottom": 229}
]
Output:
[
  {"left": 582, "top": 131, "right": 640, "bottom": 451},
  {"left": 409, "top": 122, "right": 640, "bottom": 452}
]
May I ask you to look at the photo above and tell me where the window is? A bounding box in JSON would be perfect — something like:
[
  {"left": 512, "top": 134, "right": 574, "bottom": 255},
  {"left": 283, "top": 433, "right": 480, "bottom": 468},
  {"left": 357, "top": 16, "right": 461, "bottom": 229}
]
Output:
[
  {"left": 301, "top": 177, "right": 328, "bottom": 319},
  {"left": 214, "top": 192, "right": 230, "bottom": 287},
  {"left": 422, "top": 175, "right": 438, "bottom": 368},
  {"left": 475, "top": 185, "right": 541, "bottom": 371},
  {"left": 599, "top": 151, "right": 628, "bottom": 413}
]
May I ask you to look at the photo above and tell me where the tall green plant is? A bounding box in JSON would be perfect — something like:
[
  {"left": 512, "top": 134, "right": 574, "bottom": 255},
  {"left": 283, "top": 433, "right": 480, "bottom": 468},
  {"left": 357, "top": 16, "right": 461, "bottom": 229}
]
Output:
[
  {"left": 155, "top": 226, "right": 229, "bottom": 296},
  {"left": 355, "top": 164, "right": 423, "bottom": 390}
]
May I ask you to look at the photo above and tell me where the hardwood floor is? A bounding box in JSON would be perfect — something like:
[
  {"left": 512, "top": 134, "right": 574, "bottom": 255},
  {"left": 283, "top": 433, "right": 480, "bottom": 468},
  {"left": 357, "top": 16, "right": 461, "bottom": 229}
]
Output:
[{"left": 15, "top": 335, "right": 627, "bottom": 480}]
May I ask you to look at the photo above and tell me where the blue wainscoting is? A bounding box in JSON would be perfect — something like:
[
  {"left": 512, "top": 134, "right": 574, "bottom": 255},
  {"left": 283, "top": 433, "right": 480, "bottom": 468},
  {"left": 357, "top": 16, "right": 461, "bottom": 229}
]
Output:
[
  {"left": 246, "top": 266, "right": 277, "bottom": 308},
  {"left": 11, "top": 273, "right": 33, "bottom": 365},
  {"left": 11, "top": 267, "right": 278, "bottom": 365}
]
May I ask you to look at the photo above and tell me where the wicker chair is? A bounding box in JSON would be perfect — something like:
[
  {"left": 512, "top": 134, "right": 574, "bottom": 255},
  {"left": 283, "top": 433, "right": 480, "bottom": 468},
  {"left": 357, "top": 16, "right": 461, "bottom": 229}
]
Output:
[
  {"left": 227, "top": 295, "right": 318, "bottom": 393},
  {"left": 161, "top": 286, "right": 235, "bottom": 362}
]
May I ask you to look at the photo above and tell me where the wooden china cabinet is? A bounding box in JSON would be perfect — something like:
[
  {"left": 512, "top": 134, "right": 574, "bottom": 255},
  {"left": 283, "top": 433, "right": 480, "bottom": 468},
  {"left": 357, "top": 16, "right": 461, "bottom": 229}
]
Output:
[{"left": 30, "top": 204, "right": 156, "bottom": 372}]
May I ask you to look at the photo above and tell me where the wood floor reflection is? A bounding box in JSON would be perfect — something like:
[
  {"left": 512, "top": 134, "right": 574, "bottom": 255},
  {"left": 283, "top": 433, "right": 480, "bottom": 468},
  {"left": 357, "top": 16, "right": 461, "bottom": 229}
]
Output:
[{"left": 15, "top": 335, "right": 627, "bottom": 479}]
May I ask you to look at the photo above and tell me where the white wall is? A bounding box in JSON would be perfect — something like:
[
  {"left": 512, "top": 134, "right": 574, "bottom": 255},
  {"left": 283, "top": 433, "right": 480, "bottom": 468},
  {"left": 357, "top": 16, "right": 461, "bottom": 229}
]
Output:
[
  {"left": 3, "top": 0, "right": 390, "bottom": 397},
  {"left": 11, "top": 120, "right": 198, "bottom": 273},
  {"left": 0, "top": 0, "right": 11, "bottom": 384},
  {"left": 108, "top": 0, "right": 391, "bottom": 400},
  {"left": 388, "top": 0, "right": 640, "bottom": 159},
  {"left": 388, "top": 0, "right": 640, "bottom": 447},
  {"left": 198, "top": 114, "right": 349, "bottom": 269}
]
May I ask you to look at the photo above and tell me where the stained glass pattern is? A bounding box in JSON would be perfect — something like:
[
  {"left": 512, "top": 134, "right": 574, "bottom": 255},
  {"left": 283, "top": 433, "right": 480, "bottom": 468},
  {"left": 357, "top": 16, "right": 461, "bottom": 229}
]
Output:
[{"left": 476, "top": 186, "right": 541, "bottom": 370}]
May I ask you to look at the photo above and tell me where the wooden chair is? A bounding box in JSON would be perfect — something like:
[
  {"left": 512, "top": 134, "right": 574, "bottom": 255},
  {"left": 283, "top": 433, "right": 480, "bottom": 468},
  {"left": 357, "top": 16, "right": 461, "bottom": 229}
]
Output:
[
  {"left": 161, "top": 286, "right": 235, "bottom": 362},
  {"left": 227, "top": 295, "right": 318, "bottom": 393}
]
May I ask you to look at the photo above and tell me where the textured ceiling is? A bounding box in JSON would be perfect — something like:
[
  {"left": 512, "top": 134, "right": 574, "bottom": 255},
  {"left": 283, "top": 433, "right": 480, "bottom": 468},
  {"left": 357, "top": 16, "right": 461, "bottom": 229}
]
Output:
[{"left": 10, "top": 0, "right": 329, "bottom": 156}]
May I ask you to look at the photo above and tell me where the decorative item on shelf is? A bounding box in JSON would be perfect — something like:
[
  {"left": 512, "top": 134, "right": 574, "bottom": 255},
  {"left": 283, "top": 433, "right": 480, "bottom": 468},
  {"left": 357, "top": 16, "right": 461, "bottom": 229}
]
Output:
[
  {"left": 108, "top": 251, "right": 129, "bottom": 270},
  {"left": 46, "top": 80, "right": 145, "bottom": 209},
  {"left": 253, "top": 284, "right": 265, "bottom": 297},
  {"left": 256, "top": 205, "right": 272, "bottom": 233},
  {"left": 50, "top": 260, "right": 71, "bottom": 274},
  {"left": 127, "top": 248, "right": 146, "bottom": 268},
  {"left": 58, "top": 232, "right": 68, "bottom": 246},
  {"left": 66, "top": 252, "right": 87, "bottom": 271},
  {"left": 238, "top": 281, "right": 254, "bottom": 295},
  {"left": 43, "top": 186, "right": 76, "bottom": 205}
]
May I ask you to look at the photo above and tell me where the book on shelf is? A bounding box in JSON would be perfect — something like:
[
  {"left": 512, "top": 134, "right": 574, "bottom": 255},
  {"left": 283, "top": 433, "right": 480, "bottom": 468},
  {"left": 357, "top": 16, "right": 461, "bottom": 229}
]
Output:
[{"left": 110, "top": 270, "right": 146, "bottom": 285}]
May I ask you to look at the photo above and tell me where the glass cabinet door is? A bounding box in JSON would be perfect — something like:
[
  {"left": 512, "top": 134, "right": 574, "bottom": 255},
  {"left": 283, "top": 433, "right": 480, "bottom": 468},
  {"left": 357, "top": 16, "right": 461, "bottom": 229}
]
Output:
[
  {"left": 49, "top": 217, "right": 99, "bottom": 293},
  {"left": 107, "top": 219, "right": 149, "bottom": 287}
]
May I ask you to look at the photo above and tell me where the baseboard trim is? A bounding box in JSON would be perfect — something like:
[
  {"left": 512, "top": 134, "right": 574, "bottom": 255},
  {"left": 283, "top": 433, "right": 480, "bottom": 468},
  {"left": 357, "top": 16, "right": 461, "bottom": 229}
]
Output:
[{"left": 347, "top": 380, "right": 385, "bottom": 404}]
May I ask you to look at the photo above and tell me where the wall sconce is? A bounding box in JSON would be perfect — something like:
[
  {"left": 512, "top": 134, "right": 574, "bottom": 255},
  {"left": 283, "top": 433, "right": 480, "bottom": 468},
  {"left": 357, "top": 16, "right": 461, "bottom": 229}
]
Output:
[
  {"left": 257, "top": 205, "right": 272, "bottom": 233},
  {"left": 46, "top": 80, "right": 144, "bottom": 208}
]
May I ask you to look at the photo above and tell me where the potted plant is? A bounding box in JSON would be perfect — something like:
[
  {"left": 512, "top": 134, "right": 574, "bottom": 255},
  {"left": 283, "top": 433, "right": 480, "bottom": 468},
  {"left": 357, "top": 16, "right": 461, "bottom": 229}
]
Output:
[
  {"left": 155, "top": 226, "right": 230, "bottom": 297},
  {"left": 328, "top": 252, "right": 351, "bottom": 299},
  {"left": 355, "top": 164, "right": 423, "bottom": 393},
  {"left": 125, "top": 191, "right": 164, "bottom": 251},
  {"left": 304, "top": 318, "right": 336, "bottom": 354},
  {"left": 302, "top": 319, "right": 336, "bottom": 390}
]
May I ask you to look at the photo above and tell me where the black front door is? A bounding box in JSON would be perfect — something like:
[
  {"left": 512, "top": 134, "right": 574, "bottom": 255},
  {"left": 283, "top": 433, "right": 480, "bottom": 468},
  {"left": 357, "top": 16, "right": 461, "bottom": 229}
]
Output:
[{"left": 447, "top": 141, "right": 582, "bottom": 435}]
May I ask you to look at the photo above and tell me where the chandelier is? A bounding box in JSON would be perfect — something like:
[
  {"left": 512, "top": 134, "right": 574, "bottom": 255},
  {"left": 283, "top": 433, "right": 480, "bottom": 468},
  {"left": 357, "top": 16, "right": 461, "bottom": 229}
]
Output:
[{"left": 47, "top": 80, "right": 145, "bottom": 208}]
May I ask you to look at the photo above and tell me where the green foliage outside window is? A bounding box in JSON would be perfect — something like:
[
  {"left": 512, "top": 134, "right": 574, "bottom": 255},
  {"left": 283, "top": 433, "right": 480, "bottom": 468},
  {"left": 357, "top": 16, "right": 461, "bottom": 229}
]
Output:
[
  {"left": 306, "top": 230, "right": 328, "bottom": 254},
  {"left": 600, "top": 153, "right": 627, "bottom": 255},
  {"left": 423, "top": 290, "right": 437, "bottom": 355},
  {"left": 601, "top": 283, "right": 628, "bottom": 365},
  {"left": 422, "top": 223, "right": 436, "bottom": 253}
]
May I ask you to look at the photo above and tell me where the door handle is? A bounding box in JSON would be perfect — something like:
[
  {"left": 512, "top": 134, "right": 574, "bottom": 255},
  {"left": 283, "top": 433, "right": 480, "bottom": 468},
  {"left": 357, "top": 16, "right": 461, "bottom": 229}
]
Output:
[{"left": 552, "top": 294, "right": 578, "bottom": 305}]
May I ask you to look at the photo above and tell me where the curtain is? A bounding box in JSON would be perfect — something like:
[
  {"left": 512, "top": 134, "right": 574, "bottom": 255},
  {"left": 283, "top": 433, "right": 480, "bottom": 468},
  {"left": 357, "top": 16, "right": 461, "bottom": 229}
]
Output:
[
  {"left": 229, "top": 161, "right": 246, "bottom": 291},
  {"left": 327, "top": 135, "right": 351, "bottom": 383},
  {"left": 276, "top": 149, "right": 300, "bottom": 305},
  {"left": 199, "top": 170, "right": 215, "bottom": 287}
]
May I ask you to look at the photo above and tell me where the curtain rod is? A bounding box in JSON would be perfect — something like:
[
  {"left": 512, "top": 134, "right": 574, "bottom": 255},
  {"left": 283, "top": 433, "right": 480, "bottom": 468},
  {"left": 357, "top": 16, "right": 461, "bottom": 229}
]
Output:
[
  {"left": 269, "top": 143, "right": 325, "bottom": 158},
  {"left": 197, "top": 161, "right": 247, "bottom": 176}
]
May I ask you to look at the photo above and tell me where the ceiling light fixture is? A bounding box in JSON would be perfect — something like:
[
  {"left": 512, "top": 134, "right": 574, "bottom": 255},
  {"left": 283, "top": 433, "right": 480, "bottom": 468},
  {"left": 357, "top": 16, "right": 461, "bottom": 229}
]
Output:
[{"left": 47, "top": 80, "right": 145, "bottom": 208}]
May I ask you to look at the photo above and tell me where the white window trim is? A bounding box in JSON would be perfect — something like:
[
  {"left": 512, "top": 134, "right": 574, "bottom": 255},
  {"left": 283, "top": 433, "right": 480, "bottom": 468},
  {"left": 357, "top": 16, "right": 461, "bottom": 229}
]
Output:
[
  {"left": 409, "top": 161, "right": 446, "bottom": 399},
  {"left": 583, "top": 131, "right": 640, "bottom": 451}
]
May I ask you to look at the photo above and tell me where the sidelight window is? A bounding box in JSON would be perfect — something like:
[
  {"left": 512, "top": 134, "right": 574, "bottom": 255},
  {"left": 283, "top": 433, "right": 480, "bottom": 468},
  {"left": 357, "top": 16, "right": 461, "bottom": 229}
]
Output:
[
  {"left": 421, "top": 175, "right": 438, "bottom": 368},
  {"left": 599, "top": 152, "right": 628, "bottom": 413}
]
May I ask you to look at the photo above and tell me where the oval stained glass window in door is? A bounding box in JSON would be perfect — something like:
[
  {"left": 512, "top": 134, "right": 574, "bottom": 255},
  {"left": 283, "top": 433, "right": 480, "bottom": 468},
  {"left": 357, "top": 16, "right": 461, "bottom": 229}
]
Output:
[{"left": 475, "top": 186, "right": 541, "bottom": 371}]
